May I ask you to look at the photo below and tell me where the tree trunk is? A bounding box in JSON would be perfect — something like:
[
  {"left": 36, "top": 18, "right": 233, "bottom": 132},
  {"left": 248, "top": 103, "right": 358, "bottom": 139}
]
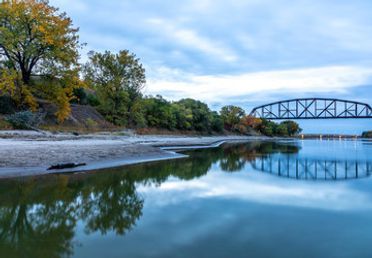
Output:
[{"left": 21, "top": 69, "right": 31, "bottom": 85}]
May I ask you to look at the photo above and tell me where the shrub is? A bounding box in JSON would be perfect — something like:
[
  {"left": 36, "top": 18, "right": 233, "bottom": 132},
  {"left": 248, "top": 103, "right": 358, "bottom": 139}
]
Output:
[
  {"left": 85, "top": 118, "right": 98, "bottom": 128},
  {"left": 5, "top": 111, "right": 41, "bottom": 130},
  {"left": 71, "top": 88, "right": 88, "bottom": 105},
  {"left": 0, "top": 95, "right": 17, "bottom": 114},
  {"left": 0, "top": 117, "right": 12, "bottom": 130},
  {"left": 87, "top": 94, "right": 100, "bottom": 107}
]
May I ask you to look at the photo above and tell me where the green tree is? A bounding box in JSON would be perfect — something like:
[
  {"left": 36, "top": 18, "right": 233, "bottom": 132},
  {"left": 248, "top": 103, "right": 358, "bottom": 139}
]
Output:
[
  {"left": 83, "top": 50, "right": 146, "bottom": 126},
  {"left": 210, "top": 111, "right": 224, "bottom": 132},
  {"left": 176, "top": 98, "right": 213, "bottom": 132},
  {"left": 142, "top": 96, "right": 176, "bottom": 129},
  {"left": 0, "top": 0, "right": 82, "bottom": 121},
  {"left": 171, "top": 103, "right": 193, "bottom": 130},
  {"left": 280, "top": 120, "right": 302, "bottom": 136},
  {"left": 258, "top": 119, "right": 277, "bottom": 136},
  {"left": 220, "top": 105, "right": 246, "bottom": 131},
  {"left": 276, "top": 123, "right": 288, "bottom": 136}
]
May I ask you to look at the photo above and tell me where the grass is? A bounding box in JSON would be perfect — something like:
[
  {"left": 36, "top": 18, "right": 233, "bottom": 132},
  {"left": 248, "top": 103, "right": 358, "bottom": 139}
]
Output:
[
  {"left": 39, "top": 124, "right": 123, "bottom": 134},
  {"left": 0, "top": 116, "right": 13, "bottom": 130}
]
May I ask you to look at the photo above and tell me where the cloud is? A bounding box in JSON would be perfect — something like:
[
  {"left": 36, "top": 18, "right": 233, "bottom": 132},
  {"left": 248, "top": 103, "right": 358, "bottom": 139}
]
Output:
[
  {"left": 146, "top": 66, "right": 372, "bottom": 105},
  {"left": 139, "top": 170, "right": 372, "bottom": 211},
  {"left": 49, "top": 0, "right": 372, "bottom": 111},
  {"left": 146, "top": 18, "right": 238, "bottom": 63}
]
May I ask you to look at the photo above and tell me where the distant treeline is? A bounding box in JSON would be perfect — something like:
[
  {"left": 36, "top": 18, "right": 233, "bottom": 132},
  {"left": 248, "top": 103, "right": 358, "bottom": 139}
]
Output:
[
  {"left": 0, "top": 0, "right": 302, "bottom": 136},
  {"left": 362, "top": 131, "right": 372, "bottom": 138}
]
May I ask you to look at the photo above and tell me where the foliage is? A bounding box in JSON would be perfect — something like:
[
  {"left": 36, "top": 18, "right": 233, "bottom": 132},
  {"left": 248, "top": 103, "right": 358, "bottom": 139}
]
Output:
[
  {"left": 85, "top": 118, "right": 98, "bottom": 129},
  {"left": 140, "top": 96, "right": 223, "bottom": 133},
  {"left": 0, "top": 116, "right": 12, "bottom": 129},
  {"left": 210, "top": 111, "right": 224, "bottom": 132},
  {"left": 0, "top": 95, "right": 16, "bottom": 114},
  {"left": 258, "top": 119, "right": 276, "bottom": 136},
  {"left": 71, "top": 88, "right": 88, "bottom": 105},
  {"left": 240, "top": 115, "right": 262, "bottom": 130},
  {"left": 280, "top": 120, "right": 302, "bottom": 136},
  {"left": 0, "top": 68, "right": 37, "bottom": 111},
  {"left": 83, "top": 50, "right": 146, "bottom": 126},
  {"left": 220, "top": 105, "right": 246, "bottom": 131},
  {"left": 5, "top": 110, "right": 40, "bottom": 129},
  {"left": 86, "top": 93, "right": 100, "bottom": 107},
  {"left": 361, "top": 131, "right": 372, "bottom": 138},
  {"left": 0, "top": 0, "right": 82, "bottom": 121},
  {"left": 141, "top": 96, "right": 176, "bottom": 129},
  {"left": 176, "top": 98, "right": 215, "bottom": 132},
  {"left": 276, "top": 123, "right": 289, "bottom": 136},
  {"left": 257, "top": 119, "right": 302, "bottom": 137}
]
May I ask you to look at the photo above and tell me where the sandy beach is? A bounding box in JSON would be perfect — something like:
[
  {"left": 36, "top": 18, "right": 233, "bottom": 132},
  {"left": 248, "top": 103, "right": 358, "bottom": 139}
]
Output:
[{"left": 0, "top": 130, "right": 264, "bottom": 178}]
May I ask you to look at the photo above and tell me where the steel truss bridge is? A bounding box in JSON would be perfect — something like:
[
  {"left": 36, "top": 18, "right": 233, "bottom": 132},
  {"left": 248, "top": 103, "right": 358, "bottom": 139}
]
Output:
[
  {"left": 251, "top": 155, "right": 372, "bottom": 181},
  {"left": 250, "top": 98, "right": 372, "bottom": 120}
]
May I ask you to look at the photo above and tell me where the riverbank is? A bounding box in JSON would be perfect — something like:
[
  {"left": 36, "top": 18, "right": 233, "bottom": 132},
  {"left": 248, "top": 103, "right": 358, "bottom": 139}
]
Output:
[{"left": 0, "top": 130, "right": 267, "bottom": 179}]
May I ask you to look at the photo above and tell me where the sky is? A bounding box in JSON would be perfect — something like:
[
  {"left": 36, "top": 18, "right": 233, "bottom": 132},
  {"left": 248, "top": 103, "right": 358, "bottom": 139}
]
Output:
[{"left": 50, "top": 0, "right": 371, "bottom": 134}]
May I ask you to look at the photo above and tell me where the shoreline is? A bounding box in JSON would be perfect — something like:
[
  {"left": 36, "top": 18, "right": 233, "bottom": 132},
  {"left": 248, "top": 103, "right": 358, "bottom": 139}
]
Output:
[{"left": 0, "top": 131, "right": 269, "bottom": 179}]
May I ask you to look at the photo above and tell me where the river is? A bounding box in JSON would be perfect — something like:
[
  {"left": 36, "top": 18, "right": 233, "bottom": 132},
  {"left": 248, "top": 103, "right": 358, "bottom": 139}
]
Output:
[{"left": 0, "top": 139, "right": 371, "bottom": 258}]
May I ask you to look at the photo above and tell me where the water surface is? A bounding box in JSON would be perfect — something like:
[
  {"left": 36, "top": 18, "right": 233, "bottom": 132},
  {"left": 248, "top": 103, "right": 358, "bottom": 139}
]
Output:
[{"left": 0, "top": 139, "right": 371, "bottom": 258}]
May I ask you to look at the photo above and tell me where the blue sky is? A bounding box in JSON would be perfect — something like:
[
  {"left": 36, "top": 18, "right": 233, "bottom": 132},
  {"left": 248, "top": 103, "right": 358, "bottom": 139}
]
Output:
[{"left": 51, "top": 0, "right": 371, "bottom": 133}]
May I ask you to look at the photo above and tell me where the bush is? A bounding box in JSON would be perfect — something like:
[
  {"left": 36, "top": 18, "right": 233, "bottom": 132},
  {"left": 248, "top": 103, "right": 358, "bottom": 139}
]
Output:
[
  {"left": 0, "top": 95, "right": 17, "bottom": 114},
  {"left": 5, "top": 111, "right": 41, "bottom": 130},
  {"left": 0, "top": 117, "right": 12, "bottom": 130},
  {"left": 85, "top": 118, "right": 98, "bottom": 128},
  {"left": 87, "top": 94, "right": 100, "bottom": 107},
  {"left": 71, "top": 88, "right": 88, "bottom": 105}
]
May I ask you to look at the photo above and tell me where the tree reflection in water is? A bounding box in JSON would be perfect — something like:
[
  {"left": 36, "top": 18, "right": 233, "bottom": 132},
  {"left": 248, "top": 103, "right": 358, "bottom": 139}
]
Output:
[
  {"left": 0, "top": 173, "right": 143, "bottom": 258},
  {"left": 1, "top": 140, "right": 369, "bottom": 257}
]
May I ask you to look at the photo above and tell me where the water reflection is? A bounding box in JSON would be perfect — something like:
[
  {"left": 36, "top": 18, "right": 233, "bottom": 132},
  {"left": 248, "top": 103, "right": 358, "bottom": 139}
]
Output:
[
  {"left": 0, "top": 140, "right": 371, "bottom": 257},
  {"left": 0, "top": 174, "right": 143, "bottom": 258},
  {"left": 252, "top": 156, "right": 371, "bottom": 180}
]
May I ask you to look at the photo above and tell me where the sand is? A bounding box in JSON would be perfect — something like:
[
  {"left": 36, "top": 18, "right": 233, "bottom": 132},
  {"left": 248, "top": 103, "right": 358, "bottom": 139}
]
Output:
[{"left": 0, "top": 130, "right": 265, "bottom": 178}]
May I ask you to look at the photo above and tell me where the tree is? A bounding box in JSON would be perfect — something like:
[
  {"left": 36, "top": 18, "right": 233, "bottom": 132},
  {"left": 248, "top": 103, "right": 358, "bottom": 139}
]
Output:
[
  {"left": 258, "top": 119, "right": 276, "bottom": 136},
  {"left": 83, "top": 50, "right": 146, "bottom": 126},
  {"left": 280, "top": 120, "right": 302, "bottom": 136},
  {"left": 210, "top": 111, "right": 224, "bottom": 132},
  {"left": 220, "top": 105, "right": 246, "bottom": 131},
  {"left": 276, "top": 123, "right": 288, "bottom": 136},
  {"left": 241, "top": 115, "right": 262, "bottom": 130},
  {"left": 142, "top": 96, "right": 176, "bottom": 129},
  {"left": 176, "top": 98, "right": 213, "bottom": 132},
  {"left": 171, "top": 103, "right": 193, "bottom": 130},
  {"left": 0, "top": 0, "right": 82, "bottom": 121}
]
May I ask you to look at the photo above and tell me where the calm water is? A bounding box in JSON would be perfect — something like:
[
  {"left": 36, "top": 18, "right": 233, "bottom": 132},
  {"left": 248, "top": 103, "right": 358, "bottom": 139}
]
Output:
[{"left": 1, "top": 140, "right": 372, "bottom": 258}]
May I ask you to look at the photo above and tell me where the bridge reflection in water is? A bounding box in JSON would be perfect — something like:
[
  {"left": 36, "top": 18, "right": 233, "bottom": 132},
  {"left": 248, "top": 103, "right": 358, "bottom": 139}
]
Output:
[{"left": 251, "top": 155, "right": 372, "bottom": 181}]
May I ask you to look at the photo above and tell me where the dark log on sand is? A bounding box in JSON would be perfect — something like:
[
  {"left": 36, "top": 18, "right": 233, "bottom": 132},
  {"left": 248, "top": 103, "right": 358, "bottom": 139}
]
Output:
[{"left": 48, "top": 163, "right": 86, "bottom": 170}]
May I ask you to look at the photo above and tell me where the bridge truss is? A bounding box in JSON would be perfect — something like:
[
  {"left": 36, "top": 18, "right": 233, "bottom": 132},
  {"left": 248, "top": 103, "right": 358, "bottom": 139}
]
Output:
[{"left": 250, "top": 98, "right": 372, "bottom": 120}]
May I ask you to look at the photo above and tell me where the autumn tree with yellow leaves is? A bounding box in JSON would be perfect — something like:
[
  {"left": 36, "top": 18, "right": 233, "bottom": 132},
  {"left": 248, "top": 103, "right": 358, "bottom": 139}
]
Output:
[{"left": 0, "top": 0, "right": 83, "bottom": 122}]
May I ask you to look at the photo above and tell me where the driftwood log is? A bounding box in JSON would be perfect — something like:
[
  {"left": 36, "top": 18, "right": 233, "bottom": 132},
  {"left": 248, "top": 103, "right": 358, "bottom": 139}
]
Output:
[{"left": 47, "top": 163, "right": 86, "bottom": 170}]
